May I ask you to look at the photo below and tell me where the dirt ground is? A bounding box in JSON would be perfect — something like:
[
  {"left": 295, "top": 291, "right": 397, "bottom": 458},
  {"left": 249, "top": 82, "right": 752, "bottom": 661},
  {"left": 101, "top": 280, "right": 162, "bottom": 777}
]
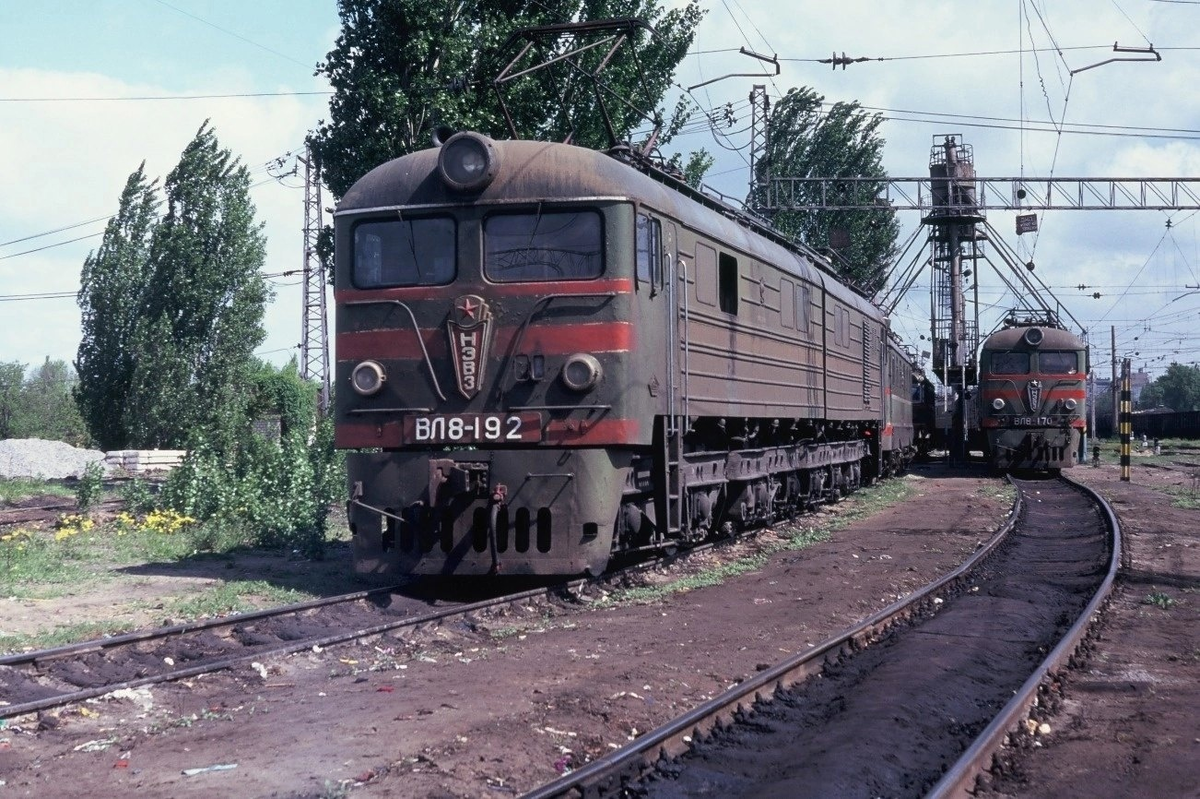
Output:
[
  {"left": 978, "top": 457, "right": 1200, "bottom": 799},
  {"left": 0, "top": 459, "right": 1195, "bottom": 798}
]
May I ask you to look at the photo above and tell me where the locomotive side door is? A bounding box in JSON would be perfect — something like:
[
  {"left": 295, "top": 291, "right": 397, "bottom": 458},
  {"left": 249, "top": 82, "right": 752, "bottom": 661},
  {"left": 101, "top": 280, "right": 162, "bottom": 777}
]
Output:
[
  {"left": 661, "top": 220, "right": 685, "bottom": 536},
  {"left": 663, "top": 221, "right": 680, "bottom": 417}
]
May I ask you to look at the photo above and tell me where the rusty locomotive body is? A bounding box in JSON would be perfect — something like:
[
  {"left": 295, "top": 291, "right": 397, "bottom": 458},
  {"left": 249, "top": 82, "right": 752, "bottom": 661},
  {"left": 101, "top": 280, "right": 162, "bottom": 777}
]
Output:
[
  {"left": 334, "top": 132, "right": 922, "bottom": 576},
  {"left": 978, "top": 321, "right": 1087, "bottom": 470}
]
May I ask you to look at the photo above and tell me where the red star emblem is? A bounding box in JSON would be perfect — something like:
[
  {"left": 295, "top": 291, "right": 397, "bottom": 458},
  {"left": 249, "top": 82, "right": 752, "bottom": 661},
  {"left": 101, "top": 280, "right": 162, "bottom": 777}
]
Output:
[{"left": 458, "top": 297, "right": 478, "bottom": 321}]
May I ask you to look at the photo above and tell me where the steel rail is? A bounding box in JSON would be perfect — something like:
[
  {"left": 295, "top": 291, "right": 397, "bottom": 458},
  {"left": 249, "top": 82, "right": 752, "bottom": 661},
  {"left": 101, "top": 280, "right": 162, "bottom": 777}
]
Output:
[
  {"left": 925, "top": 474, "right": 1121, "bottom": 798},
  {"left": 520, "top": 481, "right": 1025, "bottom": 799},
  {"left": 0, "top": 580, "right": 576, "bottom": 720},
  {"left": 0, "top": 584, "right": 409, "bottom": 668},
  {"left": 0, "top": 526, "right": 747, "bottom": 721}
]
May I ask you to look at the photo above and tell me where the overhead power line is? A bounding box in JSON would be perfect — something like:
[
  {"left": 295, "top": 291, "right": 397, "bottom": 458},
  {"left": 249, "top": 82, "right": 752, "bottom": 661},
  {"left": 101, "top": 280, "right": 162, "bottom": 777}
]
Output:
[{"left": 0, "top": 91, "right": 332, "bottom": 103}]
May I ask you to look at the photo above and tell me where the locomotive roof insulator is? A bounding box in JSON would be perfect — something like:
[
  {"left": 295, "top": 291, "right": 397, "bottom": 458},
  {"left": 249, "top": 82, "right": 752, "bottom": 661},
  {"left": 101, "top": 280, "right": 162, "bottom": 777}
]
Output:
[
  {"left": 1023, "top": 327, "right": 1044, "bottom": 347},
  {"left": 437, "top": 132, "right": 500, "bottom": 193}
]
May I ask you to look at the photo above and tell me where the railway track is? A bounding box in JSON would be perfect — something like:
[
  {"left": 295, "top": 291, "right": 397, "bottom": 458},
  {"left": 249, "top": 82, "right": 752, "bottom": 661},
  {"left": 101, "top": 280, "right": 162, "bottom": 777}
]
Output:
[
  {"left": 0, "top": 526, "right": 759, "bottom": 722},
  {"left": 522, "top": 473, "right": 1118, "bottom": 799},
  {"left": 0, "top": 497, "right": 123, "bottom": 528}
]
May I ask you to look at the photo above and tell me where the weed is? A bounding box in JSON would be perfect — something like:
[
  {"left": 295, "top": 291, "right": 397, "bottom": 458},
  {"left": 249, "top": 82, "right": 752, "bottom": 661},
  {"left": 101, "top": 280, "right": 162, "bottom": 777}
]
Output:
[
  {"left": 319, "top": 780, "right": 351, "bottom": 799},
  {"left": 75, "top": 460, "right": 105, "bottom": 512},
  {"left": 119, "top": 478, "right": 157, "bottom": 514},
  {"left": 1144, "top": 591, "right": 1176, "bottom": 610}
]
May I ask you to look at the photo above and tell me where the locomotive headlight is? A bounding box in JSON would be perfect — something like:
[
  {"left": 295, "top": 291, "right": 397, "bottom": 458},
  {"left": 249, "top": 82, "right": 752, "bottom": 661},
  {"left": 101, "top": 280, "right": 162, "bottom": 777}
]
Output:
[
  {"left": 561, "top": 353, "right": 603, "bottom": 392},
  {"left": 350, "top": 360, "right": 387, "bottom": 396},
  {"left": 437, "top": 132, "right": 499, "bottom": 193},
  {"left": 1023, "top": 327, "right": 1044, "bottom": 346},
  {"left": 992, "top": 398, "right": 1006, "bottom": 410},
  {"left": 1064, "top": 398, "right": 1078, "bottom": 411}
]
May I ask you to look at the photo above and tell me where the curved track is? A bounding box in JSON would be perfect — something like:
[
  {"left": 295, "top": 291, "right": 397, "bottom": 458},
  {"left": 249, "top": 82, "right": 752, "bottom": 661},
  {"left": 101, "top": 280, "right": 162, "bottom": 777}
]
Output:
[{"left": 522, "top": 473, "right": 1118, "bottom": 799}]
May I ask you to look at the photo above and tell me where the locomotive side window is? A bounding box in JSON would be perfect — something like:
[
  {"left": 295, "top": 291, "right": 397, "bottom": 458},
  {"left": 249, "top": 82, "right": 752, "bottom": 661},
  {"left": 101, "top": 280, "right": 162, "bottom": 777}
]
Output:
[
  {"left": 635, "top": 213, "right": 661, "bottom": 286},
  {"left": 353, "top": 216, "right": 456, "bottom": 288},
  {"left": 990, "top": 352, "right": 1030, "bottom": 375},
  {"left": 718, "top": 252, "right": 738, "bottom": 315},
  {"left": 484, "top": 210, "right": 602, "bottom": 282},
  {"left": 1038, "top": 351, "right": 1080, "bottom": 374}
]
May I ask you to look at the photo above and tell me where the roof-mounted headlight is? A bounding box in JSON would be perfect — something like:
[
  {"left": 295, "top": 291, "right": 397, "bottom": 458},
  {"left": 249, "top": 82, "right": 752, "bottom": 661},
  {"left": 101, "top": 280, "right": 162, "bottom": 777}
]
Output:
[
  {"left": 562, "top": 353, "right": 602, "bottom": 392},
  {"left": 437, "top": 132, "right": 499, "bottom": 193},
  {"left": 350, "top": 360, "right": 387, "bottom": 396},
  {"left": 1023, "top": 327, "right": 1044, "bottom": 347}
]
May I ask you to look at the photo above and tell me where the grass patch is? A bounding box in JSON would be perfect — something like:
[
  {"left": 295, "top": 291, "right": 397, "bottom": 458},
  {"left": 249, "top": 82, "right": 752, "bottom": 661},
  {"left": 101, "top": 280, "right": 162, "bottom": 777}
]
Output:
[
  {"left": 160, "top": 579, "right": 312, "bottom": 618},
  {"left": 0, "top": 620, "right": 138, "bottom": 654},
  {"left": 610, "top": 479, "right": 914, "bottom": 605},
  {"left": 1153, "top": 484, "right": 1200, "bottom": 510},
  {"left": 0, "top": 477, "right": 74, "bottom": 504}
]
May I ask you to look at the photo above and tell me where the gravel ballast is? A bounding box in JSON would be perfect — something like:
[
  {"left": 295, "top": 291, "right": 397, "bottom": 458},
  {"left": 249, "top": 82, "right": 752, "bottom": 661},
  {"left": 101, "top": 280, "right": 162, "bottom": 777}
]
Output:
[{"left": 0, "top": 438, "right": 107, "bottom": 480}]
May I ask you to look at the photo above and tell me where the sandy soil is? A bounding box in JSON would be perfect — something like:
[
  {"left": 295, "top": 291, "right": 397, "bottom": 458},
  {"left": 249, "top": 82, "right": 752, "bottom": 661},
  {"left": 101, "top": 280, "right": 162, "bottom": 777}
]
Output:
[{"left": 0, "top": 458, "right": 1194, "bottom": 798}]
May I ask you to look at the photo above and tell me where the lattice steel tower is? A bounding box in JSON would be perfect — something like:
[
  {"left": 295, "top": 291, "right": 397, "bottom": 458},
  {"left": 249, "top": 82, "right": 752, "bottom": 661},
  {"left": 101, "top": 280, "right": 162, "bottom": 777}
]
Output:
[
  {"left": 300, "top": 145, "right": 330, "bottom": 413},
  {"left": 923, "top": 135, "right": 984, "bottom": 387}
]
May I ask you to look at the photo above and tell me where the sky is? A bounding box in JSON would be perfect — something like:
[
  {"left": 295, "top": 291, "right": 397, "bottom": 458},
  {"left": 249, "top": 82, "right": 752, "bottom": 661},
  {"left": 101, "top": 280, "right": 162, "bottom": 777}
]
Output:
[{"left": 3, "top": 0, "right": 1200, "bottom": 384}]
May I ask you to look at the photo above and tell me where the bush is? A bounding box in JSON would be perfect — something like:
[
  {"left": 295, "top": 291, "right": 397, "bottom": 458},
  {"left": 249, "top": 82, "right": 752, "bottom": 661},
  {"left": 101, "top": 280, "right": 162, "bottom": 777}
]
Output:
[
  {"left": 119, "top": 477, "right": 157, "bottom": 514},
  {"left": 75, "top": 461, "right": 105, "bottom": 512},
  {"left": 161, "top": 417, "right": 344, "bottom": 557}
]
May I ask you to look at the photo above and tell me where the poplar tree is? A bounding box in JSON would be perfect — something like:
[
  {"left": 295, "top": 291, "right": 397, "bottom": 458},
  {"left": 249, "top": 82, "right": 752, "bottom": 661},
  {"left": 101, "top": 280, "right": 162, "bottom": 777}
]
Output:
[
  {"left": 749, "top": 86, "right": 899, "bottom": 296},
  {"left": 75, "top": 165, "right": 158, "bottom": 450},
  {"left": 75, "top": 122, "right": 269, "bottom": 450}
]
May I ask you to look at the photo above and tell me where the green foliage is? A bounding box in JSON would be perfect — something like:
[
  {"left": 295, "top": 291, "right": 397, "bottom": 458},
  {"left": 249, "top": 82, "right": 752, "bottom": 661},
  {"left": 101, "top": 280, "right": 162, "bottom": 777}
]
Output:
[
  {"left": 248, "top": 359, "right": 317, "bottom": 438},
  {"left": 1144, "top": 591, "right": 1175, "bottom": 610},
  {"left": 666, "top": 147, "right": 715, "bottom": 188},
  {"left": 0, "top": 360, "right": 90, "bottom": 445},
  {"left": 75, "top": 123, "right": 269, "bottom": 451},
  {"left": 309, "top": 0, "right": 704, "bottom": 199},
  {"left": 1137, "top": 363, "right": 1200, "bottom": 411},
  {"left": 75, "top": 165, "right": 159, "bottom": 450},
  {"left": 0, "top": 361, "right": 22, "bottom": 439},
  {"left": 119, "top": 477, "right": 157, "bottom": 514},
  {"left": 75, "top": 461, "right": 105, "bottom": 512},
  {"left": 748, "top": 86, "right": 899, "bottom": 295},
  {"left": 161, "top": 415, "right": 345, "bottom": 557}
]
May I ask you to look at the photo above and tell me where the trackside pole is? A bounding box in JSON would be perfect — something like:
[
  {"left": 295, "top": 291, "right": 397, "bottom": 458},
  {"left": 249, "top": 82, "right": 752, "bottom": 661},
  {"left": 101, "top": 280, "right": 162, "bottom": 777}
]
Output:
[{"left": 1120, "top": 359, "right": 1132, "bottom": 482}]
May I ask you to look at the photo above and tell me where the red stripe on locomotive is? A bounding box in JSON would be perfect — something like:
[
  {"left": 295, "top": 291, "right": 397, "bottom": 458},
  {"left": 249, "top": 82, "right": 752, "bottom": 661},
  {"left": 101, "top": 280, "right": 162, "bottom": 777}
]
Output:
[{"left": 337, "top": 321, "right": 634, "bottom": 361}]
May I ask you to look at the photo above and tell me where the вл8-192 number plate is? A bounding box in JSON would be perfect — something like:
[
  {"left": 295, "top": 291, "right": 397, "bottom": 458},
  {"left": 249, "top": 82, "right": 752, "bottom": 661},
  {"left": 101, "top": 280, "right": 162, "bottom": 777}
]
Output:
[{"left": 403, "top": 412, "right": 543, "bottom": 444}]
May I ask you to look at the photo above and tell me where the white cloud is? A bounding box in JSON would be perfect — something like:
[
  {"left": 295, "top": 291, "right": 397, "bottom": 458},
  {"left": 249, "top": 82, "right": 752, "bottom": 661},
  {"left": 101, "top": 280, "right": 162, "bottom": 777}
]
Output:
[{"left": 0, "top": 66, "right": 329, "bottom": 370}]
